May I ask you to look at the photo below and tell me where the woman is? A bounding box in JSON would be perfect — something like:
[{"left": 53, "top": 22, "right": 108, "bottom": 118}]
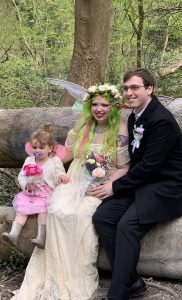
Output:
[{"left": 12, "top": 84, "right": 130, "bottom": 300}]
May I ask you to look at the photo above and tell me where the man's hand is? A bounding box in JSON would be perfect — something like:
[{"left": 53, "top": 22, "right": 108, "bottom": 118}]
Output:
[{"left": 87, "top": 181, "right": 113, "bottom": 200}]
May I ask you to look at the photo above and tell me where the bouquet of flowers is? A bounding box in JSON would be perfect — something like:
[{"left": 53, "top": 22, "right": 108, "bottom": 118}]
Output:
[
  {"left": 23, "top": 164, "right": 43, "bottom": 185},
  {"left": 80, "top": 152, "right": 110, "bottom": 197}
]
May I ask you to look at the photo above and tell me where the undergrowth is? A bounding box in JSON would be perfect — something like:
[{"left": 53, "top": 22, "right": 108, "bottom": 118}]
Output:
[
  {"left": 0, "top": 169, "right": 20, "bottom": 206},
  {"left": 0, "top": 250, "right": 28, "bottom": 274}
]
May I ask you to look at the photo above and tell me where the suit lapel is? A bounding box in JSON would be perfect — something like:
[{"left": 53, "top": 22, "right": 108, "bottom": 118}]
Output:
[
  {"left": 135, "top": 95, "right": 159, "bottom": 127},
  {"left": 128, "top": 95, "right": 159, "bottom": 157},
  {"left": 128, "top": 111, "right": 135, "bottom": 131}
]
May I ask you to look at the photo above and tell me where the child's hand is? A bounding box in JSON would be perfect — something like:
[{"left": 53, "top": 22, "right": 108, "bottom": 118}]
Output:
[
  {"left": 58, "top": 175, "right": 69, "bottom": 184},
  {"left": 26, "top": 183, "right": 37, "bottom": 192}
]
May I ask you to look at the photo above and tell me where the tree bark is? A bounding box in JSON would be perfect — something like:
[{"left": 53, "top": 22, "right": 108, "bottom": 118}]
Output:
[
  {"left": 0, "top": 107, "right": 77, "bottom": 168},
  {"left": 137, "top": 0, "right": 144, "bottom": 68},
  {"left": 62, "top": 0, "right": 112, "bottom": 106},
  {"left": 159, "top": 32, "right": 168, "bottom": 71}
]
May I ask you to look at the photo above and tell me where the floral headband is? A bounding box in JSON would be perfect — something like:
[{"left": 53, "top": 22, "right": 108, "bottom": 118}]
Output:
[
  {"left": 82, "top": 84, "right": 123, "bottom": 107},
  {"left": 45, "top": 79, "right": 129, "bottom": 111}
]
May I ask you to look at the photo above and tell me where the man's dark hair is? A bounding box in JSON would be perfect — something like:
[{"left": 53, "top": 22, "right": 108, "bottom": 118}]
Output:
[{"left": 123, "top": 68, "right": 155, "bottom": 90}]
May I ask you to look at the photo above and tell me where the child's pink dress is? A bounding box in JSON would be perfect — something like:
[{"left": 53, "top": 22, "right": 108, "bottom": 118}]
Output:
[
  {"left": 13, "top": 183, "right": 53, "bottom": 215},
  {"left": 13, "top": 155, "right": 66, "bottom": 215}
]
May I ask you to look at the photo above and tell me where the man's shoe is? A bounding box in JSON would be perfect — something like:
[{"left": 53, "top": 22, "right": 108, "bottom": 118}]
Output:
[
  {"left": 101, "top": 278, "right": 146, "bottom": 300},
  {"left": 130, "top": 278, "right": 146, "bottom": 298}
]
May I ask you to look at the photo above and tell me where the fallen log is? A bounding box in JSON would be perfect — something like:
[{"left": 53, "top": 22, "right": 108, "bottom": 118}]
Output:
[
  {"left": 0, "top": 98, "right": 182, "bottom": 167},
  {"left": 0, "top": 107, "right": 77, "bottom": 167}
]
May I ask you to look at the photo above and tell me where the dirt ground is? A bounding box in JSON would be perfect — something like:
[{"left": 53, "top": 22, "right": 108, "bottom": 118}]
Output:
[{"left": 0, "top": 269, "right": 182, "bottom": 300}]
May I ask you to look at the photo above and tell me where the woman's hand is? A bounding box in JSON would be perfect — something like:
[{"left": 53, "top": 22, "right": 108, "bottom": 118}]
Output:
[{"left": 87, "top": 180, "right": 113, "bottom": 200}]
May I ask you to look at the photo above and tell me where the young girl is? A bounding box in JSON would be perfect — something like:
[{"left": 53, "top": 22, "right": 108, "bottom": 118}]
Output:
[{"left": 2, "top": 123, "right": 69, "bottom": 249}]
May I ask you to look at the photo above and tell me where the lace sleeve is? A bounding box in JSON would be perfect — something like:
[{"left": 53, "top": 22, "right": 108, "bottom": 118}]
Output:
[
  {"left": 64, "top": 129, "right": 77, "bottom": 151},
  {"left": 53, "top": 156, "right": 66, "bottom": 178},
  {"left": 116, "top": 135, "right": 130, "bottom": 167}
]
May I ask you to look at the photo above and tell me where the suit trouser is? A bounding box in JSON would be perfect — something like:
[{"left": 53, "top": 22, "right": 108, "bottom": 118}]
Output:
[{"left": 93, "top": 196, "right": 156, "bottom": 300}]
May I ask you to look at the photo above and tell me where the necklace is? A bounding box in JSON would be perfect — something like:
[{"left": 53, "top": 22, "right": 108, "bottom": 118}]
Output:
[{"left": 95, "top": 126, "right": 106, "bottom": 134}]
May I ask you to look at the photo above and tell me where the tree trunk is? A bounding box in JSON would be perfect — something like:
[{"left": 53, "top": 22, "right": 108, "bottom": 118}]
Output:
[
  {"left": 62, "top": 0, "right": 112, "bottom": 106},
  {"left": 0, "top": 107, "right": 76, "bottom": 168},
  {"left": 137, "top": 0, "right": 144, "bottom": 68}
]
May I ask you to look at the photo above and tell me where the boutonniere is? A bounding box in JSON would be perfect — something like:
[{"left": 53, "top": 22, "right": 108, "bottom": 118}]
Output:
[{"left": 131, "top": 125, "right": 145, "bottom": 153}]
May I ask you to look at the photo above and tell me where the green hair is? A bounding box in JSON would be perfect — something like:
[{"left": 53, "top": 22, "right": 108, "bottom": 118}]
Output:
[{"left": 73, "top": 94, "right": 120, "bottom": 161}]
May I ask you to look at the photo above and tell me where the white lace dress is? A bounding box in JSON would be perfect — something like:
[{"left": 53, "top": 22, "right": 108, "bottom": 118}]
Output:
[{"left": 12, "top": 129, "right": 129, "bottom": 300}]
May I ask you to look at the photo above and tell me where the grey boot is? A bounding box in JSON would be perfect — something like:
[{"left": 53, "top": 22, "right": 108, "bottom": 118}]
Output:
[
  {"left": 2, "top": 221, "right": 23, "bottom": 246},
  {"left": 31, "top": 224, "right": 46, "bottom": 249}
]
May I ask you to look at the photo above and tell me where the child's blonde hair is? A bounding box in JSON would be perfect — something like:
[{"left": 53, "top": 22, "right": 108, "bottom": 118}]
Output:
[{"left": 31, "top": 123, "right": 54, "bottom": 147}]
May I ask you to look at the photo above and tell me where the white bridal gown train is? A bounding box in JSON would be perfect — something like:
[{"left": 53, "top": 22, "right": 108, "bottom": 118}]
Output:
[{"left": 12, "top": 129, "right": 129, "bottom": 300}]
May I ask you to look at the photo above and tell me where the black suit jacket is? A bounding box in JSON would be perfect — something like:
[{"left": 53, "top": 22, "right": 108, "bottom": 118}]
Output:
[{"left": 112, "top": 95, "right": 182, "bottom": 223}]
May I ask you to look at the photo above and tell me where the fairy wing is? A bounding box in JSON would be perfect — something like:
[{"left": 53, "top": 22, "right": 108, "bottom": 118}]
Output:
[{"left": 45, "top": 78, "right": 87, "bottom": 102}]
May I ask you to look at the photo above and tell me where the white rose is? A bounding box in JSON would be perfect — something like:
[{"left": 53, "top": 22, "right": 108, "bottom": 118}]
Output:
[
  {"left": 92, "top": 167, "right": 106, "bottom": 178},
  {"left": 88, "top": 86, "right": 97, "bottom": 94},
  {"left": 104, "top": 84, "right": 110, "bottom": 89},
  {"left": 98, "top": 85, "right": 108, "bottom": 92}
]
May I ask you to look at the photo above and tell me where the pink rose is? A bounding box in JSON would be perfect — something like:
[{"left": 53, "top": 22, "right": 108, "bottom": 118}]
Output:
[
  {"left": 23, "top": 164, "right": 43, "bottom": 176},
  {"left": 92, "top": 167, "right": 106, "bottom": 178},
  {"left": 135, "top": 127, "right": 144, "bottom": 134},
  {"left": 96, "top": 155, "right": 105, "bottom": 163}
]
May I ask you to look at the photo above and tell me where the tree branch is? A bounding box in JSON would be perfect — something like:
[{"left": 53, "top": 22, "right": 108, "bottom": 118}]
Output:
[
  {"left": 10, "top": 0, "right": 35, "bottom": 60},
  {"left": 0, "top": 169, "right": 19, "bottom": 188},
  {"left": 145, "top": 279, "right": 178, "bottom": 298},
  {"left": 128, "top": 14, "right": 138, "bottom": 34},
  {"left": 0, "top": 45, "right": 12, "bottom": 63},
  {"left": 158, "top": 59, "right": 182, "bottom": 76},
  {"left": 145, "top": 6, "right": 182, "bottom": 17}
]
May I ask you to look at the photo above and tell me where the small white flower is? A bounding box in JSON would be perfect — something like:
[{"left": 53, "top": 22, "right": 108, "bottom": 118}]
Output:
[
  {"left": 104, "top": 83, "right": 110, "bottom": 90},
  {"left": 83, "top": 93, "right": 90, "bottom": 101},
  {"left": 114, "top": 93, "right": 120, "bottom": 99},
  {"left": 110, "top": 86, "right": 118, "bottom": 95},
  {"left": 88, "top": 86, "right": 97, "bottom": 94}
]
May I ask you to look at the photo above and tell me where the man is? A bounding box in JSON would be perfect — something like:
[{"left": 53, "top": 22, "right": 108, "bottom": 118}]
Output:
[{"left": 91, "top": 68, "right": 182, "bottom": 300}]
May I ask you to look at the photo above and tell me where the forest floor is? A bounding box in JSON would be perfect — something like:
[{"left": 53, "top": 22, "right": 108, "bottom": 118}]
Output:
[{"left": 0, "top": 269, "right": 182, "bottom": 300}]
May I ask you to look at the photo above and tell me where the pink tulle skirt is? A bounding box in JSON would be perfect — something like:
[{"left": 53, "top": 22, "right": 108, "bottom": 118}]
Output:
[{"left": 13, "top": 184, "right": 53, "bottom": 215}]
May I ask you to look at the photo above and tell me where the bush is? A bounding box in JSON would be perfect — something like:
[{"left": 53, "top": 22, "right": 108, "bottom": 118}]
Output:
[
  {"left": 0, "top": 250, "right": 28, "bottom": 274},
  {"left": 0, "top": 58, "right": 63, "bottom": 109}
]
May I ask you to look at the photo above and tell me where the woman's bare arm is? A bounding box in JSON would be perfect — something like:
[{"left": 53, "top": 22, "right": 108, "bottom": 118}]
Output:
[{"left": 108, "top": 163, "right": 129, "bottom": 182}]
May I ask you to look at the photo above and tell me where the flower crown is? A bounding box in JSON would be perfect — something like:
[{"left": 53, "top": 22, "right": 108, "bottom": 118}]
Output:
[{"left": 82, "top": 84, "right": 123, "bottom": 107}]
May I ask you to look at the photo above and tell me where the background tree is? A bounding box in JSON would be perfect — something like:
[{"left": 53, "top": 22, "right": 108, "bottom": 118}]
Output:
[
  {"left": 0, "top": 0, "right": 74, "bottom": 108},
  {"left": 62, "top": 0, "right": 112, "bottom": 105},
  {"left": 0, "top": 0, "right": 182, "bottom": 108},
  {"left": 106, "top": 0, "right": 182, "bottom": 97}
]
